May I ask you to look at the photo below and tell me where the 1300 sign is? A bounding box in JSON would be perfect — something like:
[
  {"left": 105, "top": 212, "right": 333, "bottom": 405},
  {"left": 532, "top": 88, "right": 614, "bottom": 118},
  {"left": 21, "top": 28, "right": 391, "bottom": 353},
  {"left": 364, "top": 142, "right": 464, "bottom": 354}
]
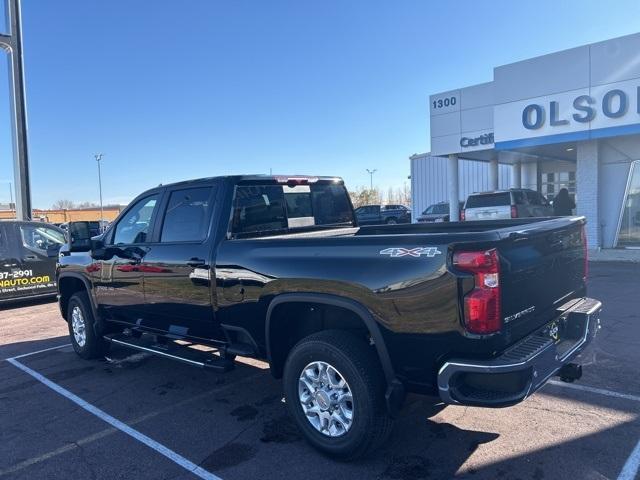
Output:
[{"left": 433, "top": 96, "right": 457, "bottom": 109}]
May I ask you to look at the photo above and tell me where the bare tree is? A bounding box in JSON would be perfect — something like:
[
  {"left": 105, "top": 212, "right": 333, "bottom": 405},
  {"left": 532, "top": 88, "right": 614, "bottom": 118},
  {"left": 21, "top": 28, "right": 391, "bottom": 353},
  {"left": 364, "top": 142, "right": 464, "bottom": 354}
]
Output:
[
  {"left": 51, "top": 199, "right": 76, "bottom": 209},
  {"left": 349, "top": 187, "right": 382, "bottom": 208},
  {"left": 386, "top": 186, "right": 396, "bottom": 205},
  {"left": 77, "top": 201, "right": 99, "bottom": 208}
]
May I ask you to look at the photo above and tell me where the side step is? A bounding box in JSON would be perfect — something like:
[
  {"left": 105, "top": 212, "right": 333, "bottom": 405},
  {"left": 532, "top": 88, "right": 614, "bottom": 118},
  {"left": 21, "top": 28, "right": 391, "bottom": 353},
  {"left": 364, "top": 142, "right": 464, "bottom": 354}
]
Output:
[{"left": 104, "top": 333, "right": 234, "bottom": 372}]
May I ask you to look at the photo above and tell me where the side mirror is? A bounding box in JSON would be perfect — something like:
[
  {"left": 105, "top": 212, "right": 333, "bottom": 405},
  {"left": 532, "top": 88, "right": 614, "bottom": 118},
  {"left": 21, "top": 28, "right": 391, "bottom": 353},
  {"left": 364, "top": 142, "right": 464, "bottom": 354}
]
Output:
[
  {"left": 47, "top": 245, "right": 61, "bottom": 258},
  {"left": 90, "top": 238, "right": 108, "bottom": 259},
  {"left": 68, "top": 222, "right": 94, "bottom": 252}
]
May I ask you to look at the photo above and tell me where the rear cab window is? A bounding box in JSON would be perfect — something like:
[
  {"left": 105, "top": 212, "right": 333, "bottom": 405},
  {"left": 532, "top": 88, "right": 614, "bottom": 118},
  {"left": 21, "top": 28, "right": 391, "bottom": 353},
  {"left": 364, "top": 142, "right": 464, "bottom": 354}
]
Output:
[
  {"left": 231, "top": 181, "right": 355, "bottom": 237},
  {"left": 465, "top": 192, "right": 511, "bottom": 209}
]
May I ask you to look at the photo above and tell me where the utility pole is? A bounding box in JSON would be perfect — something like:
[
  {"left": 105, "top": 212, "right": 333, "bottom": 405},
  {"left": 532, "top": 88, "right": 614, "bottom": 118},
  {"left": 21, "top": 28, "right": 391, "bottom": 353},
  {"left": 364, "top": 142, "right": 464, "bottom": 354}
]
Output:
[
  {"left": 366, "top": 169, "right": 377, "bottom": 190},
  {"left": 95, "top": 154, "right": 104, "bottom": 230},
  {"left": 1, "top": 0, "right": 32, "bottom": 220}
]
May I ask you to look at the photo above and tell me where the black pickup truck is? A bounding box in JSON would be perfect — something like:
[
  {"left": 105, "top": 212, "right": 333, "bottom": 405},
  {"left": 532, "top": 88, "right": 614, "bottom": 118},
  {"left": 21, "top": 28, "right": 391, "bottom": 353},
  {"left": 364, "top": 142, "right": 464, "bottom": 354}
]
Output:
[{"left": 57, "top": 175, "right": 601, "bottom": 459}]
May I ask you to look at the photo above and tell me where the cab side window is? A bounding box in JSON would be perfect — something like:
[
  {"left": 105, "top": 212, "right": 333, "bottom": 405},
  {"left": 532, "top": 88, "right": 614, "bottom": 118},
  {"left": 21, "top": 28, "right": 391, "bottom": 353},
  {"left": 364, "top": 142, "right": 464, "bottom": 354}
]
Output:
[
  {"left": 19, "top": 225, "right": 66, "bottom": 253},
  {"left": 160, "top": 187, "right": 214, "bottom": 242},
  {"left": 232, "top": 185, "right": 286, "bottom": 235},
  {"left": 113, "top": 195, "right": 159, "bottom": 245}
]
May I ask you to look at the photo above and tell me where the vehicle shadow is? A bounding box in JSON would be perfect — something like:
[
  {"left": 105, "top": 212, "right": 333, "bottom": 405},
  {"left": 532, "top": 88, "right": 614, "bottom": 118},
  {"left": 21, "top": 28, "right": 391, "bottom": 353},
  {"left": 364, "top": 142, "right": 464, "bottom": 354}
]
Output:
[
  {"left": 464, "top": 419, "right": 638, "bottom": 480},
  {"left": 0, "top": 335, "right": 69, "bottom": 361}
]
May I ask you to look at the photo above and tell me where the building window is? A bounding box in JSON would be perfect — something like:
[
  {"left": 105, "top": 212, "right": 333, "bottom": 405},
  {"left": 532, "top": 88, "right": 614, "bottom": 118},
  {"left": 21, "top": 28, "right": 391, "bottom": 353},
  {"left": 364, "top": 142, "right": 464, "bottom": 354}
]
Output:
[
  {"left": 541, "top": 171, "right": 576, "bottom": 202},
  {"left": 616, "top": 160, "right": 640, "bottom": 248}
]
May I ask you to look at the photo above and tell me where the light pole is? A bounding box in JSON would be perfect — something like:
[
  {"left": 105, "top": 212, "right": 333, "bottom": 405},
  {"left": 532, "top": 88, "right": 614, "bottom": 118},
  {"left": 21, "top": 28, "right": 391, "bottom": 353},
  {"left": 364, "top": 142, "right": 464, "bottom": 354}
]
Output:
[
  {"left": 366, "top": 169, "right": 377, "bottom": 190},
  {"left": 1, "top": 0, "right": 32, "bottom": 220},
  {"left": 0, "top": 180, "right": 14, "bottom": 212},
  {"left": 95, "top": 154, "right": 104, "bottom": 230}
]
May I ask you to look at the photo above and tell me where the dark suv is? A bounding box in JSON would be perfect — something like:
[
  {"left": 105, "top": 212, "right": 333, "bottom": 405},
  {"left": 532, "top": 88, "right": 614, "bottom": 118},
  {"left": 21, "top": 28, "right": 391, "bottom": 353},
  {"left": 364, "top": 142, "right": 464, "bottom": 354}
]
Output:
[{"left": 354, "top": 204, "right": 411, "bottom": 225}]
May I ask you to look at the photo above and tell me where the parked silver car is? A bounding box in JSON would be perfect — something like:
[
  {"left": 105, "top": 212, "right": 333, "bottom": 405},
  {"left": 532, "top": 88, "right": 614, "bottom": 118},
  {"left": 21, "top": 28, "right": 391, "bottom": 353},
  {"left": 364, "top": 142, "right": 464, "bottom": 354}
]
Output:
[{"left": 462, "top": 189, "right": 553, "bottom": 221}]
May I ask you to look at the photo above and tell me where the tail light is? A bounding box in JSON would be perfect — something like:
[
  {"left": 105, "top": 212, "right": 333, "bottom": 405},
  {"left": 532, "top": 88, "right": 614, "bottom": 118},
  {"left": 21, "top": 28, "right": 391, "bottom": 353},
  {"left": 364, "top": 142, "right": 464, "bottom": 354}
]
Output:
[
  {"left": 453, "top": 248, "right": 501, "bottom": 335},
  {"left": 460, "top": 209, "right": 465, "bottom": 221},
  {"left": 581, "top": 225, "right": 588, "bottom": 282},
  {"left": 510, "top": 205, "right": 517, "bottom": 218}
]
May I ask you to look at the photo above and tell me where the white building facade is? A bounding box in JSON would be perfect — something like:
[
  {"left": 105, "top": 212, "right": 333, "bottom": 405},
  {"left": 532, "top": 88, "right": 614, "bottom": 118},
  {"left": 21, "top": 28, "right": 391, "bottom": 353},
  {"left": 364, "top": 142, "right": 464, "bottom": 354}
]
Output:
[{"left": 416, "top": 32, "right": 640, "bottom": 250}]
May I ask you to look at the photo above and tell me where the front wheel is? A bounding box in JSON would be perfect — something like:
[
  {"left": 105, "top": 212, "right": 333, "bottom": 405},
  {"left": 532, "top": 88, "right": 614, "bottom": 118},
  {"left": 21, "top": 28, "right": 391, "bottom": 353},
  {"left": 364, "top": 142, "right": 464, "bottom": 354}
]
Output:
[
  {"left": 386, "top": 217, "right": 397, "bottom": 225},
  {"left": 283, "top": 330, "right": 393, "bottom": 460},
  {"left": 67, "top": 291, "right": 109, "bottom": 359}
]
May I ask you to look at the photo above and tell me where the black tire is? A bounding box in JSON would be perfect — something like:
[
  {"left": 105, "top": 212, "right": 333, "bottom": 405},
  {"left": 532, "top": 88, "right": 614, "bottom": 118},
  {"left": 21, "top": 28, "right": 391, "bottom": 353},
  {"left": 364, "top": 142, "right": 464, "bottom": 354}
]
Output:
[
  {"left": 283, "top": 330, "right": 393, "bottom": 460},
  {"left": 67, "top": 291, "right": 109, "bottom": 359},
  {"left": 386, "top": 217, "right": 397, "bottom": 225}
]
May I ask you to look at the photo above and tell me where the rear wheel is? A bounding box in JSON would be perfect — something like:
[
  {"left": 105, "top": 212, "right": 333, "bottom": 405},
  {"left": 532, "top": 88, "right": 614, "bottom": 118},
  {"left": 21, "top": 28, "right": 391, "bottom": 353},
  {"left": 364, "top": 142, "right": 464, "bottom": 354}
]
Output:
[
  {"left": 283, "top": 330, "right": 393, "bottom": 459},
  {"left": 386, "top": 217, "right": 397, "bottom": 225},
  {"left": 67, "top": 291, "right": 109, "bottom": 359}
]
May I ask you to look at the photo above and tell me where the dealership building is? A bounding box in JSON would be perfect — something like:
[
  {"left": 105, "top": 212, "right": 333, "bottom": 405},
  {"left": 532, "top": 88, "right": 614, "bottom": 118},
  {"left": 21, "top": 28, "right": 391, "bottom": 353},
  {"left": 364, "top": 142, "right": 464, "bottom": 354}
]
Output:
[{"left": 411, "top": 32, "right": 640, "bottom": 250}]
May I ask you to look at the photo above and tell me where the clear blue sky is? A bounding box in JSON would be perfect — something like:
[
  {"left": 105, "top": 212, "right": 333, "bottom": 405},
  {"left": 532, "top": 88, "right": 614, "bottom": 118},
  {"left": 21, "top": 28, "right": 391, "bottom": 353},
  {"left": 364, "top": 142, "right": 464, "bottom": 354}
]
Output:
[{"left": 1, "top": 0, "right": 639, "bottom": 208}]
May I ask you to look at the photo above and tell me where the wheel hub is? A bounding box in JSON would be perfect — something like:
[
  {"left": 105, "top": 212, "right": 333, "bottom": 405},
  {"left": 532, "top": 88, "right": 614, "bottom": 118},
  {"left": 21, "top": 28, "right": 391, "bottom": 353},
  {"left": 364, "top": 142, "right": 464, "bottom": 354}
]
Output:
[
  {"left": 314, "top": 390, "right": 331, "bottom": 411},
  {"left": 298, "top": 361, "right": 354, "bottom": 437}
]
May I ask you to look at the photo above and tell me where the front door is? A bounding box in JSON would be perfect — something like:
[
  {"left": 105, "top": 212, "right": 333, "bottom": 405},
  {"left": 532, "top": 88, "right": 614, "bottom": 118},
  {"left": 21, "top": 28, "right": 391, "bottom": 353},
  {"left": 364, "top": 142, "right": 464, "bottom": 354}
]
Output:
[
  {"left": 8, "top": 223, "right": 64, "bottom": 300},
  {"left": 141, "top": 184, "right": 221, "bottom": 341},
  {"left": 95, "top": 193, "right": 161, "bottom": 324}
]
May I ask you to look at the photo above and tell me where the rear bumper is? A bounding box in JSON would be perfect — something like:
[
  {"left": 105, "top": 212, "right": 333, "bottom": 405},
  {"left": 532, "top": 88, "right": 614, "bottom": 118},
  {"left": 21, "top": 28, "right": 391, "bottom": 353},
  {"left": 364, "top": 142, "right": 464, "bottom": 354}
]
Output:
[{"left": 437, "top": 297, "right": 602, "bottom": 407}]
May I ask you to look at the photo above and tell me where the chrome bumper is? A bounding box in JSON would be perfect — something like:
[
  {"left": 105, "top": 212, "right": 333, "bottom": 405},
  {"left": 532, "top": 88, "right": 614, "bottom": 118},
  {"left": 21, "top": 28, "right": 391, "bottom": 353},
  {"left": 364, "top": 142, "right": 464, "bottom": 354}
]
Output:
[{"left": 438, "top": 297, "right": 602, "bottom": 407}]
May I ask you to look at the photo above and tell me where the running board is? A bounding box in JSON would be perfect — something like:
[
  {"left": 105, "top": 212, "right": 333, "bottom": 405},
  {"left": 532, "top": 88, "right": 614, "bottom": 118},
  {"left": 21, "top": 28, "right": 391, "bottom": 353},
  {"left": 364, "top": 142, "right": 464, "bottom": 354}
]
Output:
[{"left": 104, "top": 334, "right": 234, "bottom": 372}]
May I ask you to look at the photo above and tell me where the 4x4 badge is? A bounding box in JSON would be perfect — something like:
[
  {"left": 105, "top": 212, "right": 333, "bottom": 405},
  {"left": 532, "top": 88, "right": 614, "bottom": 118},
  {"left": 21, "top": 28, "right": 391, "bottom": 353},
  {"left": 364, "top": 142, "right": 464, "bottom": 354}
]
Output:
[{"left": 380, "top": 247, "right": 442, "bottom": 258}]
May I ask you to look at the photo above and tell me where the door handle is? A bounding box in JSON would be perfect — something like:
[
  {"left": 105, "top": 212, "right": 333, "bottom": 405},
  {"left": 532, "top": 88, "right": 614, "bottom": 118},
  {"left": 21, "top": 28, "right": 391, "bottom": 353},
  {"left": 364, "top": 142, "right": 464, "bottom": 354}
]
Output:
[
  {"left": 24, "top": 255, "right": 38, "bottom": 261},
  {"left": 187, "top": 258, "right": 208, "bottom": 269}
]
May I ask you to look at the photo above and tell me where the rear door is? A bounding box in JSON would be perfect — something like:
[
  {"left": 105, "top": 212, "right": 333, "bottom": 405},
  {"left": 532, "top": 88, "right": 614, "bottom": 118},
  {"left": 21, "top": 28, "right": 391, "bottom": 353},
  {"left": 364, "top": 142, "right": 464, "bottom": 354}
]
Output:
[
  {"left": 140, "top": 183, "right": 221, "bottom": 340},
  {"left": 465, "top": 192, "right": 512, "bottom": 220}
]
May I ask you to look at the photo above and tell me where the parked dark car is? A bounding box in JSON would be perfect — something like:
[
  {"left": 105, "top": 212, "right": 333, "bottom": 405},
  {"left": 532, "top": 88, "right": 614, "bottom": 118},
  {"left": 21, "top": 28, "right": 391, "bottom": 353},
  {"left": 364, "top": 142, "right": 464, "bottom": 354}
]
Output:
[
  {"left": 417, "top": 201, "right": 464, "bottom": 222},
  {"left": 462, "top": 189, "right": 553, "bottom": 221},
  {"left": 354, "top": 204, "right": 411, "bottom": 225},
  {"left": 57, "top": 175, "right": 601, "bottom": 459},
  {"left": 0, "top": 220, "right": 65, "bottom": 303}
]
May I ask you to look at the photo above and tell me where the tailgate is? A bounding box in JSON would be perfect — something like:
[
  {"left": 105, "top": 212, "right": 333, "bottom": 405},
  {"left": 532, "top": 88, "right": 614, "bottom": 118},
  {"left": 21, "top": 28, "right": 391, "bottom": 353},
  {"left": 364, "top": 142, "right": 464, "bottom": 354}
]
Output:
[{"left": 497, "top": 217, "right": 587, "bottom": 340}]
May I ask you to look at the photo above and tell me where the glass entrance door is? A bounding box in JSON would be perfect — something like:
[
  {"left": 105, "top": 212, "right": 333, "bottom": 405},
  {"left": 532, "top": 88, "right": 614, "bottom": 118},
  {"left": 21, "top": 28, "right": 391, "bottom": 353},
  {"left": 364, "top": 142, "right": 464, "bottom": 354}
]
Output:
[{"left": 616, "top": 160, "right": 640, "bottom": 248}]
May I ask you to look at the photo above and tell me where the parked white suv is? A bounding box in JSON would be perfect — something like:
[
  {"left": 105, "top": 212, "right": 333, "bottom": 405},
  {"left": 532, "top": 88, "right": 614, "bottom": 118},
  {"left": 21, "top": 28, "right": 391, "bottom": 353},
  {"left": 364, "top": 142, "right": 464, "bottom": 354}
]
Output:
[{"left": 462, "top": 189, "right": 553, "bottom": 221}]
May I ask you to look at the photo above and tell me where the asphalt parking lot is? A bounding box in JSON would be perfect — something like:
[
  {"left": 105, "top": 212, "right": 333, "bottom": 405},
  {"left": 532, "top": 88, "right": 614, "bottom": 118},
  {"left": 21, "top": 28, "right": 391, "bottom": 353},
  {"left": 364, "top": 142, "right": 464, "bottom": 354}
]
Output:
[{"left": 1, "top": 262, "right": 639, "bottom": 480}]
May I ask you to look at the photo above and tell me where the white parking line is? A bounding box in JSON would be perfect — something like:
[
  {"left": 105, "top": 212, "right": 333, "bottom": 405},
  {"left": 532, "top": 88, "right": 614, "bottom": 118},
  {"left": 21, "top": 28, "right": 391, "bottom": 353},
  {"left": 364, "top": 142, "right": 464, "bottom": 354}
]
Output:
[
  {"left": 7, "top": 357, "right": 222, "bottom": 480},
  {"left": 547, "top": 380, "right": 640, "bottom": 403},
  {"left": 7, "top": 343, "right": 71, "bottom": 360},
  {"left": 618, "top": 439, "right": 640, "bottom": 480}
]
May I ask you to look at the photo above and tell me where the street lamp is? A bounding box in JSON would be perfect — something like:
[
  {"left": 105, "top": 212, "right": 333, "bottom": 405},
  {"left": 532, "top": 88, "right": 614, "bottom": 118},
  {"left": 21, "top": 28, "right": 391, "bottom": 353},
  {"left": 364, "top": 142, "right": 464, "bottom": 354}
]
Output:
[
  {"left": 95, "top": 154, "right": 104, "bottom": 231},
  {"left": 366, "top": 169, "right": 377, "bottom": 190}
]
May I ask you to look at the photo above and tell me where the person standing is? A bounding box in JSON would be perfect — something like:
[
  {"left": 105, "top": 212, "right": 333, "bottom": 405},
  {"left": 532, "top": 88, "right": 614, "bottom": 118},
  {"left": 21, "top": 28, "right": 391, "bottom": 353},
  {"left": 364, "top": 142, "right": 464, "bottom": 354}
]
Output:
[{"left": 553, "top": 188, "right": 576, "bottom": 216}]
